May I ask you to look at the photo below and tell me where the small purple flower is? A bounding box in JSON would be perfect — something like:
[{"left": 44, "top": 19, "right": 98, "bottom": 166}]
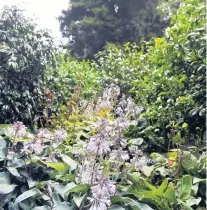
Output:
[
  {"left": 77, "top": 157, "right": 102, "bottom": 184},
  {"left": 130, "top": 155, "right": 148, "bottom": 171},
  {"left": 96, "top": 99, "right": 113, "bottom": 113},
  {"left": 118, "top": 95, "right": 128, "bottom": 108},
  {"left": 7, "top": 121, "right": 27, "bottom": 138},
  {"left": 125, "top": 97, "right": 143, "bottom": 119},
  {"left": 94, "top": 118, "right": 110, "bottom": 133},
  {"left": 88, "top": 195, "right": 111, "bottom": 210},
  {"left": 88, "top": 175, "right": 116, "bottom": 210},
  {"left": 110, "top": 149, "right": 129, "bottom": 162},
  {"left": 115, "top": 107, "right": 125, "bottom": 117},
  {"left": 91, "top": 175, "right": 116, "bottom": 198},
  {"left": 25, "top": 138, "right": 43, "bottom": 155},
  {"left": 87, "top": 134, "right": 110, "bottom": 156},
  {"left": 37, "top": 128, "right": 52, "bottom": 140},
  {"left": 54, "top": 129, "right": 67, "bottom": 143}
]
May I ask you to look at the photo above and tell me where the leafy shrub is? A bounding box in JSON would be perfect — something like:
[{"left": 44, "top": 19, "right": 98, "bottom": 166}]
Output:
[
  {"left": 44, "top": 54, "right": 102, "bottom": 114},
  {"left": 93, "top": 43, "right": 139, "bottom": 94},
  {"left": 94, "top": 0, "right": 206, "bottom": 149},
  {"left": 131, "top": 0, "right": 206, "bottom": 148},
  {"left": 0, "top": 6, "right": 56, "bottom": 126}
]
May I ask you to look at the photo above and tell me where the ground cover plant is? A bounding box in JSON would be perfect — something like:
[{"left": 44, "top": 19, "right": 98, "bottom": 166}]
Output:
[{"left": 0, "top": 0, "right": 206, "bottom": 209}]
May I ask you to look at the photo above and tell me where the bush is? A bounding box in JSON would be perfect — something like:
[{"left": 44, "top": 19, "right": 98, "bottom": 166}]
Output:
[
  {"left": 94, "top": 0, "right": 206, "bottom": 149},
  {"left": 131, "top": 0, "right": 206, "bottom": 147},
  {"left": 44, "top": 54, "right": 102, "bottom": 114}
]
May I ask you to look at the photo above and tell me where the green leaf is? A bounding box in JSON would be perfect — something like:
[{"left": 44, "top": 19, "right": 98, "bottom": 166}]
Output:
[
  {"left": 108, "top": 205, "right": 126, "bottom": 210},
  {"left": 177, "top": 199, "right": 193, "bottom": 210},
  {"left": 191, "top": 183, "right": 199, "bottom": 196},
  {"left": 0, "top": 172, "right": 11, "bottom": 184},
  {"left": 27, "top": 178, "right": 38, "bottom": 189},
  {"left": 0, "top": 137, "right": 6, "bottom": 160},
  {"left": 60, "top": 154, "right": 77, "bottom": 171},
  {"left": 181, "top": 122, "right": 188, "bottom": 128},
  {"left": 7, "top": 167, "right": 21, "bottom": 178},
  {"left": 111, "top": 195, "right": 134, "bottom": 204},
  {"left": 0, "top": 183, "right": 17, "bottom": 194},
  {"left": 73, "top": 194, "right": 85, "bottom": 207},
  {"left": 193, "top": 177, "right": 207, "bottom": 184},
  {"left": 8, "top": 159, "right": 25, "bottom": 168},
  {"left": 185, "top": 197, "right": 201, "bottom": 207},
  {"left": 142, "top": 179, "right": 157, "bottom": 191},
  {"left": 142, "top": 166, "right": 154, "bottom": 177},
  {"left": 52, "top": 193, "right": 73, "bottom": 210},
  {"left": 0, "top": 192, "right": 15, "bottom": 207},
  {"left": 132, "top": 189, "right": 160, "bottom": 201},
  {"left": 176, "top": 175, "right": 192, "bottom": 201},
  {"left": 0, "top": 172, "right": 16, "bottom": 195},
  {"left": 14, "top": 188, "right": 42, "bottom": 204},
  {"left": 0, "top": 148, "right": 6, "bottom": 160},
  {"left": 128, "top": 202, "right": 154, "bottom": 210},
  {"left": 19, "top": 200, "right": 34, "bottom": 210},
  {"left": 129, "top": 172, "right": 141, "bottom": 186},
  {"left": 59, "top": 173, "right": 75, "bottom": 182},
  {"left": 155, "top": 178, "right": 168, "bottom": 196},
  {"left": 129, "top": 138, "right": 144, "bottom": 146},
  {"left": 0, "top": 136, "right": 6, "bottom": 148},
  {"left": 54, "top": 202, "right": 73, "bottom": 210},
  {"left": 32, "top": 206, "right": 51, "bottom": 210},
  {"left": 155, "top": 166, "right": 168, "bottom": 177},
  {"left": 164, "top": 188, "right": 176, "bottom": 204},
  {"left": 42, "top": 161, "right": 68, "bottom": 174},
  {"left": 0, "top": 124, "right": 12, "bottom": 129},
  {"left": 68, "top": 184, "right": 90, "bottom": 193},
  {"left": 51, "top": 182, "right": 76, "bottom": 200}
]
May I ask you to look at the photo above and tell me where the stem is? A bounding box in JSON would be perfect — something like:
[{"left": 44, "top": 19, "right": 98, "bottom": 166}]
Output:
[{"left": 90, "top": 153, "right": 98, "bottom": 185}]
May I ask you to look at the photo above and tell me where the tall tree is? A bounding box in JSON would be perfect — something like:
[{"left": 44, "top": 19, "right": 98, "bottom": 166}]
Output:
[
  {"left": 0, "top": 6, "right": 56, "bottom": 125},
  {"left": 59, "top": 0, "right": 166, "bottom": 59}
]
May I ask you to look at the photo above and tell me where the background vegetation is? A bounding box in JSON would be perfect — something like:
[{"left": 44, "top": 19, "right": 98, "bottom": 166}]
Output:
[{"left": 0, "top": 0, "right": 206, "bottom": 210}]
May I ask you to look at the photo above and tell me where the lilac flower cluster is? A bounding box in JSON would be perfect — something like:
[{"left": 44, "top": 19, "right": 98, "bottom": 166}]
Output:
[
  {"left": 110, "top": 148, "right": 129, "bottom": 162},
  {"left": 77, "top": 153, "right": 104, "bottom": 184},
  {"left": 96, "top": 84, "right": 121, "bottom": 113},
  {"left": 130, "top": 148, "right": 148, "bottom": 171},
  {"left": 87, "top": 118, "right": 111, "bottom": 156},
  {"left": 87, "top": 133, "right": 110, "bottom": 156},
  {"left": 5, "top": 122, "right": 68, "bottom": 157},
  {"left": 88, "top": 175, "right": 116, "bottom": 210},
  {"left": 78, "top": 85, "right": 147, "bottom": 208},
  {"left": 54, "top": 129, "right": 67, "bottom": 143},
  {"left": 7, "top": 121, "right": 27, "bottom": 139},
  {"left": 25, "top": 128, "right": 67, "bottom": 155},
  {"left": 117, "top": 95, "right": 143, "bottom": 119}
]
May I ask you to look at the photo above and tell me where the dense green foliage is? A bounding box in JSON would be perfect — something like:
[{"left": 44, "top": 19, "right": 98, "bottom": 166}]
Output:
[
  {"left": 0, "top": 0, "right": 206, "bottom": 210},
  {"left": 59, "top": 0, "right": 167, "bottom": 59},
  {"left": 44, "top": 55, "right": 101, "bottom": 109},
  {"left": 0, "top": 6, "right": 56, "bottom": 126},
  {"left": 92, "top": 0, "right": 206, "bottom": 150}
]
